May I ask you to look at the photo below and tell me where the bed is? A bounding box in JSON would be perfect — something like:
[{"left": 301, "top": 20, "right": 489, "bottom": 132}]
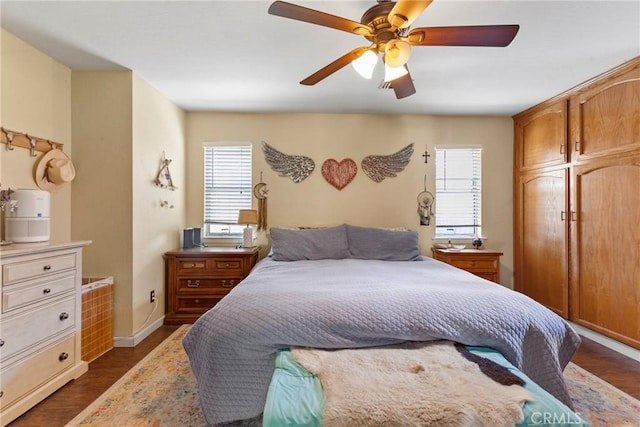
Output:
[{"left": 183, "top": 224, "right": 582, "bottom": 426}]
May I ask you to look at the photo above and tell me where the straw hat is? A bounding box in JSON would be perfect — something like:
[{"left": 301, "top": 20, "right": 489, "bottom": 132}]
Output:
[{"left": 34, "top": 148, "right": 76, "bottom": 192}]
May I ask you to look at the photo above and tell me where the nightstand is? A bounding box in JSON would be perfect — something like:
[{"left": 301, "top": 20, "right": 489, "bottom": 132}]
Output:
[
  {"left": 163, "top": 247, "right": 259, "bottom": 324},
  {"left": 431, "top": 247, "right": 503, "bottom": 284}
]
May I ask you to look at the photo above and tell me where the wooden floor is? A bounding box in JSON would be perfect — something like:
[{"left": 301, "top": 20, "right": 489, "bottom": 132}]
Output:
[{"left": 7, "top": 326, "right": 640, "bottom": 427}]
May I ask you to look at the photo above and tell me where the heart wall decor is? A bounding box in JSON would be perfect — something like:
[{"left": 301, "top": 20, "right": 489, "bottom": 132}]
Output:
[{"left": 321, "top": 158, "right": 357, "bottom": 190}]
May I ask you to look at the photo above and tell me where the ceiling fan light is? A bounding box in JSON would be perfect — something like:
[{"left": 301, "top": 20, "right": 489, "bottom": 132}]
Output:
[
  {"left": 384, "top": 63, "right": 408, "bottom": 82},
  {"left": 352, "top": 50, "right": 378, "bottom": 79},
  {"left": 384, "top": 40, "right": 411, "bottom": 68}
]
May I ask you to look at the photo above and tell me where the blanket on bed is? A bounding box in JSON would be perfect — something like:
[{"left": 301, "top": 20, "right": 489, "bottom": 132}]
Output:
[
  {"left": 183, "top": 257, "right": 581, "bottom": 425},
  {"left": 291, "top": 341, "right": 533, "bottom": 427}
]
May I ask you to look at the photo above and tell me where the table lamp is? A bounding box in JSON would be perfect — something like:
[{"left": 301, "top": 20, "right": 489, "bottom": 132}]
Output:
[{"left": 237, "top": 209, "right": 258, "bottom": 248}]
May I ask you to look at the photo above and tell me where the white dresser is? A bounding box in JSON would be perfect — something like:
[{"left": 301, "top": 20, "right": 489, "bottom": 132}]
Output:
[{"left": 0, "top": 241, "right": 90, "bottom": 426}]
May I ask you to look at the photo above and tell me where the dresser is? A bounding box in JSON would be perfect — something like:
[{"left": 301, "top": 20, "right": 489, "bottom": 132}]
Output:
[
  {"left": 431, "top": 248, "right": 503, "bottom": 284},
  {"left": 0, "top": 241, "right": 90, "bottom": 426},
  {"left": 164, "top": 247, "right": 259, "bottom": 325}
]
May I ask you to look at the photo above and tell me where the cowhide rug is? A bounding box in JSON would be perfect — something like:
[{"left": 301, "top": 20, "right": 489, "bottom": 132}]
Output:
[{"left": 291, "top": 341, "right": 532, "bottom": 427}]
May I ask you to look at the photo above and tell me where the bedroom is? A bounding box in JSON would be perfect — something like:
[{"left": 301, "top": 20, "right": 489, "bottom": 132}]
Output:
[{"left": 0, "top": 0, "right": 639, "bottom": 426}]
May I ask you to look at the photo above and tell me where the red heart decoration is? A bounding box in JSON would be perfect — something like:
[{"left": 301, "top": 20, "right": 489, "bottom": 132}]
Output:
[{"left": 321, "top": 158, "right": 358, "bottom": 190}]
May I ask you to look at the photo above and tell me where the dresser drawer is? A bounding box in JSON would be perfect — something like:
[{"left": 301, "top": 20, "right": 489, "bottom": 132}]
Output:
[
  {"left": 177, "top": 278, "right": 241, "bottom": 292},
  {"left": 448, "top": 259, "right": 497, "bottom": 271},
  {"left": 176, "top": 257, "right": 244, "bottom": 276},
  {"left": 2, "top": 253, "right": 76, "bottom": 284},
  {"left": 0, "top": 296, "right": 76, "bottom": 362},
  {"left": 2, "top": 273, "right": 76, "bottom": 313},
  {"left": 176, "top": 296, "right": 224, "bottom": 313},
  {"left": 0, "top": 334, "right": 76, "bottom": 410}
]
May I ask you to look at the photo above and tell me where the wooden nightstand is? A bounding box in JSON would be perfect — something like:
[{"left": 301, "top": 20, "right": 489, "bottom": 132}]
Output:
[
  {"left": 164, "top": 247, "right": 259, "bottom": 325},
  {"left": 431, "top": 247, "right": 503, "bottom": 284}
]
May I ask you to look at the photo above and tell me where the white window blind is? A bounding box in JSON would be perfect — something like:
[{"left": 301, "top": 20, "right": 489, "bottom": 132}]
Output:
[
  {"left": 435, "top": 146, "right": 482, "bottom": 237},
  {"left": 203, "top": 144, "right": 252, "bottom": 225}
]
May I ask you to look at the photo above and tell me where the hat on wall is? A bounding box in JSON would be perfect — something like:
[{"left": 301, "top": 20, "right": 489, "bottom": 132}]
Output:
[{"left": 33, "top": 148, "right": 76, "bottom": 192}]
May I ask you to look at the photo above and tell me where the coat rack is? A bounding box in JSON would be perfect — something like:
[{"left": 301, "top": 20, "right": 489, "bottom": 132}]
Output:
[{"left": 1, "top": 127, "right": 64, "bottom": 155}]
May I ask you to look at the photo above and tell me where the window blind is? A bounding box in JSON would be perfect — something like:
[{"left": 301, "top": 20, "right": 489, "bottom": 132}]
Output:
[
  {"left": 435, "top": 147, "right": 482, "bottom": 237},
  {"left": 203, "top": 144, "right": 252, "bottom": 224}
]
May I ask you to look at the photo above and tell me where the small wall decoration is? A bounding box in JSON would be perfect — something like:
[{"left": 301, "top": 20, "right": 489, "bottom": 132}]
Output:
[
  {"left": 322, "top": 158, "right": 357, "bottom": 191},
  {"left": 154, "top": 151, "right": 177, "bottom": 190},
  {"left": 417, "top": 175, "right": 435, "bottom": 226},
  {"left": 253, "top": 177, "right": 269, "bottom": 230},
  {"left": 361, "top": 143, "right": 414, "bottom": 183},
  {"left": 262, "top": 141, "right": 315, "bottom": 183}
]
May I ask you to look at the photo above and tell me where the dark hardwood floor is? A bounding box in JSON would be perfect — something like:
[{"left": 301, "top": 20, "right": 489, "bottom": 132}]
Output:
[{"left": 7, "top": 327, "right": 640, "bottom": 427}]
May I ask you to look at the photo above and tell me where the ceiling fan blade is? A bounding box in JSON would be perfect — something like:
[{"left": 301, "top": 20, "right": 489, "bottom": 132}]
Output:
[
  {"left": 388, "top": 0, "right": 433, "bottom": 29},
  {"left": 268, "top": 1, "right": 372, "bottom": 36},
  {"left": 407, "top": 25, "right": 520, "bottom": 47},
  {"left": 391, "top": 70, "right": 416, "bottom": 99},
  {"left": 300, "top": 47, "right": 369, "bottom": 86}
]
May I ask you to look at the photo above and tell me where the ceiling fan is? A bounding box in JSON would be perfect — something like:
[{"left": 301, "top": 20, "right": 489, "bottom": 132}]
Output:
[{"left": 268, "top": 0, "right": 519, "bottom": 99}]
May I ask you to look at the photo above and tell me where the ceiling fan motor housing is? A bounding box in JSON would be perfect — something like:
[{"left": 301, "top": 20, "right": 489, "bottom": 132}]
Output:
[{"left": 360, "top": 2, "right": 398, "bottom": 52}]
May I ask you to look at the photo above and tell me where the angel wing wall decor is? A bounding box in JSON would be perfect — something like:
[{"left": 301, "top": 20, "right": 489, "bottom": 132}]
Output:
[
  {"left": 361, "top": 143, "right": 414, "bottom": 183},
  {"left": 262, "top": 141, "right": 315, "bottom": 183}
]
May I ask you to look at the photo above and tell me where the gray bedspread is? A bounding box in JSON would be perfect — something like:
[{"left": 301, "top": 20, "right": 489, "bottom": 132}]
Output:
[{"left": 183, "top": 257, "right": 581, "bottom": 425}]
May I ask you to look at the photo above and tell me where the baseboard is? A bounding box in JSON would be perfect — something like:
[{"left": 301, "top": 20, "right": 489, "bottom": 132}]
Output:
[
  {"left": 569, "top": 322, "right": 640, "bottom": 362},
  {"left": 113, "top": 316, "right": 165, "bottom": 348}
]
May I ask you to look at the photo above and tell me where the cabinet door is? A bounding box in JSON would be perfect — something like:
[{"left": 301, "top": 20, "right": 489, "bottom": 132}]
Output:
[
  {"left": 515, "top": 168, "right": 569, "bottom": 317},
  {"left": 570, "top": 63, "right": 640, "bottom": 162},
  {"left": 570, "top": 155, "right": 640, "bottom": 348},
  {"left": 514, "top": 99, "right": 568, "bottom": 171}
]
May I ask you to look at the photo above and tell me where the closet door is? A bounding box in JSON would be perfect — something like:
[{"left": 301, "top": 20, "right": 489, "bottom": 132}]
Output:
[
  {"left": 514, "top": 99, "right": 568, "bottom": 171},
  {"left": 570, "top": 154, "right": 640, "bottom": 349},
  {"left": 515, "top": 168, "right": 569, "bottom": 318},
  {"left": 570, "top": 63, "right": 640, "bottom": 162}
]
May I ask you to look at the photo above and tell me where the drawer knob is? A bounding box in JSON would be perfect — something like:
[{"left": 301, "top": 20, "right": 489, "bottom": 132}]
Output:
[
  {"left": 222, "top": 280, "right": 235, "bottom": 288},
  {"left": 59, "top": 352, "right": 69, "bottom": 362},
  {"left": 43, "top": 288, "right": 52, "bottom": 294},
  {"left": 187, "top": 280, "right": 200, "bottom": 288},
  {"left": 0, "top": 338, "right": 4, "bottom": 347},
  {"left": 43, "top": 264, "right": 52, "bottom": 271},
  {"left": 59, "top": 312, "right": 70, "bottom": 321}
]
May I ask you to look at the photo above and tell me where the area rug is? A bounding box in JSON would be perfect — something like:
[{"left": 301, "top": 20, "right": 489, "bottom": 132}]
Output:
[{"left": 66, "top": 325, "right": 640, "bottom": 426}]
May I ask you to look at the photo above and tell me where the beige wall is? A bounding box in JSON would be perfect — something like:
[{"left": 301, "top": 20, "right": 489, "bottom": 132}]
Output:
[
  {"left": 72, "top": 71, "right": 186, "bottom": 338},
  {"left": 186, "top": 113, "right": 515, "bottom": 286},
  {"left": 0, "top": 29, "right": 72, "bottom": 242},
  {"left": 132, "top": 73, "right": 185, "bottom": 332}
]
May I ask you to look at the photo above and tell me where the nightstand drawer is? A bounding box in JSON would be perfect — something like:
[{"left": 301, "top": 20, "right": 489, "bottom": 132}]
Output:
[
  {"left": 177, "top": 259, "right": 208, "bottom": 273},
  {"left": 448, "top": 259, "right": 497, "bottom": 271},
  {"left": 176, "top": 296, "right": 224, "bottom": 313},
  {"left": 177, "top": 278, "right": 241, "bottom": 292}
]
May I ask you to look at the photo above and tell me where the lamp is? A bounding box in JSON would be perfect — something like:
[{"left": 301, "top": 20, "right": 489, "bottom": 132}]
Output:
[
  {"left": 237, "top": 209, "right": 259, "bottom": 247},
  {"left": 384, "top": 63, "right": 409, "bottom": 82},
  {"left": 384, "top": 40, "right": 411, "bottom": 68},
  {"left": 351, "top": 49, "right": 378, "bottom": 79}
]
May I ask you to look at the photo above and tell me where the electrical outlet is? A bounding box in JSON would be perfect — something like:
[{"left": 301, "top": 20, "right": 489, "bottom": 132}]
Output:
[{"left": 150, "top": 290, "right": 156, "bottom": 303}]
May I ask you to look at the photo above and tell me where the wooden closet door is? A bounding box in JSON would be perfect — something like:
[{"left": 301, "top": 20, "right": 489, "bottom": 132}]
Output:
[
  {"left": 514, "top": 99, "right": 568, "bottom": 171},
  {"left": 570, "top": 154, "right": 640, "bottom": 348},
  {"left": 515, "top": 168, "right": 569, "bottom": 318},
  {"left": 570, "top": 63, "right": 640, "bottom": 162}
]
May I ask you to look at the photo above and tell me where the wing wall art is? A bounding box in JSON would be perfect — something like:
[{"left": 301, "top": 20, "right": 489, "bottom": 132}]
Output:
[
  {"left": 262, "top": 141, "right": 315, "bottom": 183},
  {"left": 361, "top": 143, "right": 414, "bottom": 183}
]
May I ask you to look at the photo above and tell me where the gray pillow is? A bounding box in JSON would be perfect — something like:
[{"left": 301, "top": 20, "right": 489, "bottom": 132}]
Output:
[
  {"left": 270, "top": 225, "right": 349, "bottom": 261},
  {"left": 346, "top": 225, "right": 422, "bottom": 261}
]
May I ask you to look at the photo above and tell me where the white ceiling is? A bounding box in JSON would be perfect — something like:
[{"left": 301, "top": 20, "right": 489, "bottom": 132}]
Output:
[{"left": 1, "top": 0, "right": 639, "bottom": 116}]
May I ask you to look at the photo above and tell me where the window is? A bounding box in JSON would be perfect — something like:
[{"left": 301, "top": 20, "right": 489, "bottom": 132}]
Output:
[
  {"left": 203, "top": 144, "right": 252, "bottom": 238},
  {"left": 435, "top": 146, "right": 482, "bottom": 238}
]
